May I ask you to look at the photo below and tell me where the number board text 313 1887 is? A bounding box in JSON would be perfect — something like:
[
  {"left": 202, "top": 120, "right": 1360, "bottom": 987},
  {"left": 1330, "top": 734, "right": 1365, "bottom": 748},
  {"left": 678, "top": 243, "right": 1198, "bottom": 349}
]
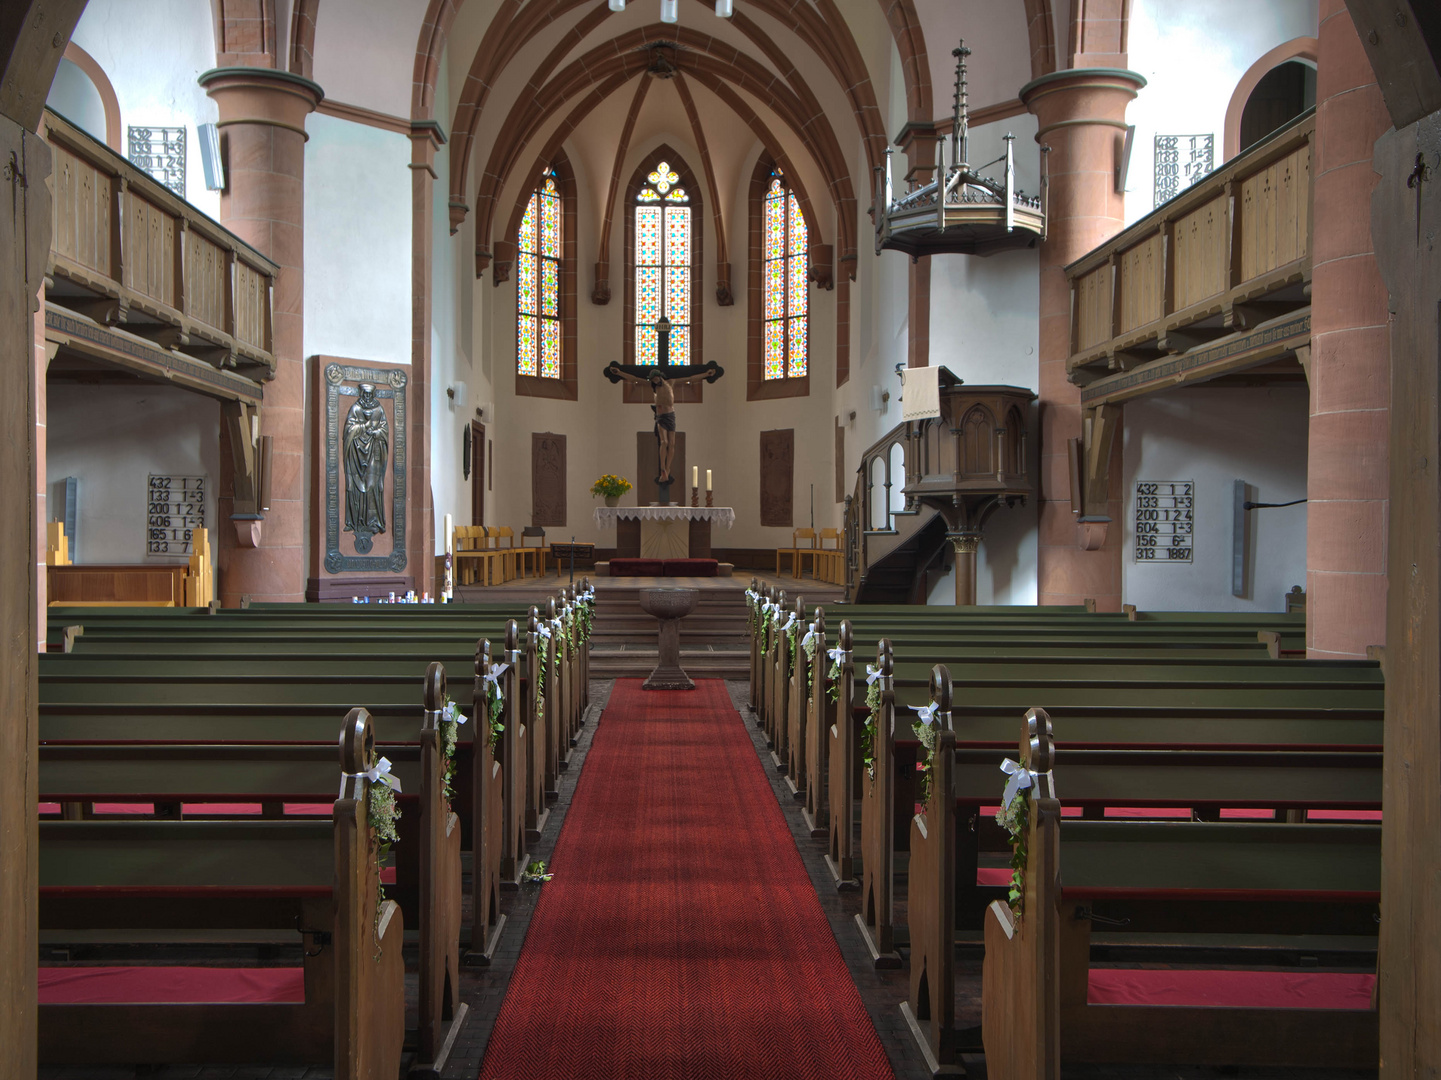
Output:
[
  {"left": 1134, "top": 480, "right": 1193, "bottom": 563},
  {"left": 147, "top": 475, "right": 206, "bottom": 557}
]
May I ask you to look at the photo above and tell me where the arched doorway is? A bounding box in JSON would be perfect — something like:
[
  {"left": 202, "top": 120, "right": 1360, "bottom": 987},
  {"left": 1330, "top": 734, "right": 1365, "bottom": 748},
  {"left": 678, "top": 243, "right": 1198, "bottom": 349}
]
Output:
[{"left": 1239, "top": 59, "right": 1316, "bottom": 152}]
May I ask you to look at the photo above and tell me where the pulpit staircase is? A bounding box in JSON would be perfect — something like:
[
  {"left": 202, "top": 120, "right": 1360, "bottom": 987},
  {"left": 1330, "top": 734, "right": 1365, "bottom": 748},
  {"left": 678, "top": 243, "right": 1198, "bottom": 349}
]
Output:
[{"left": 844, "top": 377, "right": 1036, "bottom": 604}]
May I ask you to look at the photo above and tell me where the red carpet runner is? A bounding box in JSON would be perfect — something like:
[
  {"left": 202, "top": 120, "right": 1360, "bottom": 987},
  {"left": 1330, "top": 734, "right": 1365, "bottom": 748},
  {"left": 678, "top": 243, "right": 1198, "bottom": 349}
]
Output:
[{"left": 479, "top": 678, "right": 893, "bottom": 1080}]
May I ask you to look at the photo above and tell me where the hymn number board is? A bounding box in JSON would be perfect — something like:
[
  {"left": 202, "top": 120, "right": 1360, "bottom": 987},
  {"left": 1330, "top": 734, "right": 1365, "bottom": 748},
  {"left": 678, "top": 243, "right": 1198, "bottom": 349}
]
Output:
[
  {"left": 147, "top": 475, "right": 206, "bottom": 556},
  {"left": 1134, "top": 480, "right": 1194, "bottom": 563}
]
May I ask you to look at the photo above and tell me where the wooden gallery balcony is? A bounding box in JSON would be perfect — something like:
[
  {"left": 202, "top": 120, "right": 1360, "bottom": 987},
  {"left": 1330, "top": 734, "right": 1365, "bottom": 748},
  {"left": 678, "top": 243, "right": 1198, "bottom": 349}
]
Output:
[
  {"left": 41, "top": 108, "right": 277, "bottom": 404},
  {"left": 1066, "top": 109, "right": 1314, "bottom": 409}
]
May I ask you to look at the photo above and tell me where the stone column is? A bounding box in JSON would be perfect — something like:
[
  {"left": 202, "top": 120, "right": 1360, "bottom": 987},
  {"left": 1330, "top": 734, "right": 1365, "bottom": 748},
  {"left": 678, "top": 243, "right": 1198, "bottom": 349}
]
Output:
[
  {"left": 1021, "top": 69, "right": 1144, "bottom": 611},
  {"left": 410, "top": 120, "right": 443, "bottom": 598},
  {"left": 200, "top": 67, "right": 322, "bottom": 605},
  {"left": 1305, "top": 1, "right": 1390, "bottom": 658}
]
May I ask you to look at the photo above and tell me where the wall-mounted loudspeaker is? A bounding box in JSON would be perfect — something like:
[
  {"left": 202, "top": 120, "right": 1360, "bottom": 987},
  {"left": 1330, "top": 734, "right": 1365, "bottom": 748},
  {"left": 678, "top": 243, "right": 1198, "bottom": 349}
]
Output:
[{"left": 198, "top": 123, "right": 225, "bottom": 192}]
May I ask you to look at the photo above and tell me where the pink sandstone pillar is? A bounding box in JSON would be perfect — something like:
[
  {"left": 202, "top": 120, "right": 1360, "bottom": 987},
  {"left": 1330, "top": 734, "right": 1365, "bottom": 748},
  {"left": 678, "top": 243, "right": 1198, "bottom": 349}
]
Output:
[
  {"left": 1021, "top": 68, "right": 1144, "bottom": 610},
  {"left": 200, "top": 68, "right": 321, "bottom": 606},
  {"left": 1305, "top": 2, "right": 1391, "bottom": 658}
]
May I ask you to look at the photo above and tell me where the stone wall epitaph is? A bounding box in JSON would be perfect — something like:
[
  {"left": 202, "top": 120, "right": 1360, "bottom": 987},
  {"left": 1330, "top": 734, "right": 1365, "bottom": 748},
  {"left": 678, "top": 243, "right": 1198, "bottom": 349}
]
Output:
[
  {"left": 532, "top": 432, "right": 567, "bottom": 526},
  {"left": 322, "top": 361, "right": 407, "bottom": 574},
  {"left": 760, "top": 429, "right": 794, "bottom": 527}
]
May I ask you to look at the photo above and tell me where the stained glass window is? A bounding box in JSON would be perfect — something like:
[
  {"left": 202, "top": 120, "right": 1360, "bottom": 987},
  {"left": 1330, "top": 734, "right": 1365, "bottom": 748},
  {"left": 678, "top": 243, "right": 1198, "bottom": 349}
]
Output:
[
  {"left": 518, "top": 167, "right": 562, "bottom": 379},
  {"left": 763, "top": 168, "right": 807, "bottom": 379},
  {"left": 634, "top": 160, "right": 692, "bottom": 366}
]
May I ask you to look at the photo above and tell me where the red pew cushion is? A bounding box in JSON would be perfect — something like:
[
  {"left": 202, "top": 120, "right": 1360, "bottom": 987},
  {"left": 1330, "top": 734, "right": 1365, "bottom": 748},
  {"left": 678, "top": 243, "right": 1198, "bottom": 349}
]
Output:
[
  {"left": 1087, "top": 968, "right": 1375, "bottom": 1010},
  {"left": 39, "top": 966, "right": 305, "bottom": 1004}
]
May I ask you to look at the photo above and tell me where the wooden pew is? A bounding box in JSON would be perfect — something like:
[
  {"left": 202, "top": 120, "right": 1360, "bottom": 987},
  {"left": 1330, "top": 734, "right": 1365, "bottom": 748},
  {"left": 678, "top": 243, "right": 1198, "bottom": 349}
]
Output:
[
  {"left": 39, "top": 622, "right": 535, "bottom": 940},
  {"left": 38, "top": 708, "right": 405, "bottom": 1076},
  {"left": 829, "top": 634, "right": 1382, "bottom": 966},
  {"left": 38, "top": 665, "right": 473, "bottom": 1072},
  {"left": 978, "top": 709, "right": 1379, "bottom": 1076}
]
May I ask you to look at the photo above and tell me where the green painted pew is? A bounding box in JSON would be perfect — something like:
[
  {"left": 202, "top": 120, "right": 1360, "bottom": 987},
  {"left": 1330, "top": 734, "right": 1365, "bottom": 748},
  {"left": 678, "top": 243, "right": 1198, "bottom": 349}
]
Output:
[{"left": 37, "top": 709, "right": 406, "bottom": 1076}]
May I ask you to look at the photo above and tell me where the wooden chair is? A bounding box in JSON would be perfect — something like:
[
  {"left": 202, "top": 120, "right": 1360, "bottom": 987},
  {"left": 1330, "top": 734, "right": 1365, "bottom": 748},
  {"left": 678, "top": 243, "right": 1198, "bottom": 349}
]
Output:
[
  {"left": 453, "top": 525, "right": 488, "bottom": 585},
  {"left": 514, "top": 527, "right": 546, "bottom": 579},
  {"left": 816, "top": 528, "right": 843, "bottom": 583},
  {"left": 776, "top": 528, "right": 816, "bottom": 578},
  {"left": 492, "top": 526, "right": 518, "bottom": 583}
]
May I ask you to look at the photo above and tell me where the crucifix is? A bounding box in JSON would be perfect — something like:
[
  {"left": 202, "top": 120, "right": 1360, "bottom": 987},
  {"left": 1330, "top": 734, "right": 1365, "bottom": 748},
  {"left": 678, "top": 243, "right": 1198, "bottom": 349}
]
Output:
[{"left": 606, "top": 316, "right": 725, "bottom": 504}]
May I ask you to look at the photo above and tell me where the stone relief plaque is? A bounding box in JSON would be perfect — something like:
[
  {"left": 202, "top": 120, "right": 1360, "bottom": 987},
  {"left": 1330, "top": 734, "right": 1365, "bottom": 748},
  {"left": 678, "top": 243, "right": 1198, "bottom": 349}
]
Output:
[
  {"left": 323, "top": 361, "right": 407, "bottom": 574},
  {"left": 760, "top": 429, "right": 794, "bottom": 527},
  {"left": 532, "top": 432, "right": 567, "bottom": 526}
]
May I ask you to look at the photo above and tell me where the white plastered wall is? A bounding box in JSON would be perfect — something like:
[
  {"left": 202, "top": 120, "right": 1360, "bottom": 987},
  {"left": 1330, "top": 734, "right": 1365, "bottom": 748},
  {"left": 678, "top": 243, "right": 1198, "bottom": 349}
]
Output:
[
  {"left": 1124, "top": 0, "right": 1320, "bottom": 224},
  {"left": 46, "top": 384, "right": 221, "bottom": 565},
  {"left": 1122, "top": 385, "right": 1309, "bottom": 612},
  {"left": 65, "top": 0, "right": 222, "bottom": 217}
]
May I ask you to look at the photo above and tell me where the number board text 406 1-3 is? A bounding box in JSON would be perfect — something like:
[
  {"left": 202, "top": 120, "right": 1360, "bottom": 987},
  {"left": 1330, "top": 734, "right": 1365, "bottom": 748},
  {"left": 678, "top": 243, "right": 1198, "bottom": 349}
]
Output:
[
  {"left": 147, "top": 474, "right": 206, "bottom": 557},
  {"left": 1134, "top": 480, "right": 1194, "bottom": 563}
]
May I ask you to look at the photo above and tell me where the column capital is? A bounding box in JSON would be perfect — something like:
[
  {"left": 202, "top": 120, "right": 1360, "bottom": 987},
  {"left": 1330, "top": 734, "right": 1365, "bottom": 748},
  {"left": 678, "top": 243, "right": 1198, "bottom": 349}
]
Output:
[
  {"left": 199, "top": 67, "right": 324, "bottom": 139},
  {"left": 1019, "top": 67, "right": 1146, "bottom": 137}
]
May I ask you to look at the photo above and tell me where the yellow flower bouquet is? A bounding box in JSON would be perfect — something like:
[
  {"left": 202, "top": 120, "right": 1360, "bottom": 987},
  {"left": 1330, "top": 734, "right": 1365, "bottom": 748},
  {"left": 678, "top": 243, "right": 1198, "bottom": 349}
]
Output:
[{"left": 591, "top": 474, "right": 633, "bottom": 499}]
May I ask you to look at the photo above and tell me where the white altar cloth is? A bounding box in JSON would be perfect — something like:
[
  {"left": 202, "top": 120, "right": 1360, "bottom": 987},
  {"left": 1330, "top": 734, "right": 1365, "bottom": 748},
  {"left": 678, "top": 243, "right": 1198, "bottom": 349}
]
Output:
[{"left": 593, "top": 506, "right": 736, "bottom": 530}]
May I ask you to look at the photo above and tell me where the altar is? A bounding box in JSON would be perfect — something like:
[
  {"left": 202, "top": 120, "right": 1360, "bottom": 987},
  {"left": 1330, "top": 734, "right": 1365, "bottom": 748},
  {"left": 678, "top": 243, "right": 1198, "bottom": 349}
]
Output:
[{"left": 593, "top": 505, "right": 735, "bottom": 559}]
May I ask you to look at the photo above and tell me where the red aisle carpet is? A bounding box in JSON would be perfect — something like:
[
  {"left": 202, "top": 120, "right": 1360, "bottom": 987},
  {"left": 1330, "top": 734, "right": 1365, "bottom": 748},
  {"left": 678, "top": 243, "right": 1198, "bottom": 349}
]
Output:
[{"left": 479, "top": 678, "right": 893, "bottom": 1080}]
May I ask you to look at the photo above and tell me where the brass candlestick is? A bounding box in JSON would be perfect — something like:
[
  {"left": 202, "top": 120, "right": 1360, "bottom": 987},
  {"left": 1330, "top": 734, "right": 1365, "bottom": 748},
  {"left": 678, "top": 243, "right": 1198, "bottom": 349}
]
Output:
[{"left": 691, "top": 486, "right": 699, "bottom": 507}]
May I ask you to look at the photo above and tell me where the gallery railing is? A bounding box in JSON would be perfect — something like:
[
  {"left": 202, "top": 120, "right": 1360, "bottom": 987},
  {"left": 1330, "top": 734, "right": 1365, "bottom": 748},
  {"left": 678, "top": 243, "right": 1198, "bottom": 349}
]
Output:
[
  {"left": 1064, "top": 108, "right": 1314, "bottom": 402},
  {"left": 42, "top": 108, "right": 278, "bottom": 381}
]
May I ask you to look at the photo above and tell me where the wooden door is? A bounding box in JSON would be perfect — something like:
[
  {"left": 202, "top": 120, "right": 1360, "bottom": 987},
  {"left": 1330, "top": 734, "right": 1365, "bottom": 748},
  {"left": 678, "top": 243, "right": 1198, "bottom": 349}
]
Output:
[{"left": 471, "top": 422, "right": 485, "bottom": 525}]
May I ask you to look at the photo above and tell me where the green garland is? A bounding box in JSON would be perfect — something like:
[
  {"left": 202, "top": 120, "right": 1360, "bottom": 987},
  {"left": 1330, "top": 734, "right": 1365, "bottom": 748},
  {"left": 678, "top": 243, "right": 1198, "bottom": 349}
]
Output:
[
  {"left": 440, "top": 699, "right": 460, "bottom": 809},
  {"left": 996, "top": 790, "right": 1031, "bottom": 919},
  {"left": 913, "top": 715, "right": 938, "bottom": 810},
  {"left": 483, "top": 668, "right": 505, "bottom": 750},
  {"left": 534, "top": 629, "right": 548, "bottom": 724},
  {"left": 860, "top": 675, "right": 882, "bottom": 781},
  {"left": 368, "top": 781, "right": 401, "bottom": 958},
  {"left": 826, "top": 654, "right": 843, "bottom": 703}
]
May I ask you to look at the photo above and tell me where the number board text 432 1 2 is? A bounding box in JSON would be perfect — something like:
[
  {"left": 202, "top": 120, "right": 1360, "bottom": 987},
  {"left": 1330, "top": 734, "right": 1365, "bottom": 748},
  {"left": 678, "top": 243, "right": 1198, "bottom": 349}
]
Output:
[
  {"left": 1134, "top": 480, "right": 1193, "bottom": 563},
  {"left": 147, "top": 474, "right": 206, "bottom": 557}
]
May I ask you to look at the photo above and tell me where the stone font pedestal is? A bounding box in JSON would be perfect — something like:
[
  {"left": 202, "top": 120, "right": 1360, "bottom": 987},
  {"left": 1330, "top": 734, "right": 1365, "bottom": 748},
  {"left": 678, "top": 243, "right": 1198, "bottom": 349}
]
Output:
[{"left": 639, "top": 588, "right": 697, "bottom": 690}]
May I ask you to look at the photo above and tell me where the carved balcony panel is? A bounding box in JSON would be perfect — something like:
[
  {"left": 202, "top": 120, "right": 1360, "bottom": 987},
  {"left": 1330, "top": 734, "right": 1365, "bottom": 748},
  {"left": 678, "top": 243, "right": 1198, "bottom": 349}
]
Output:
[
  {"left": 42, "top": 108, "right": 278, "bottom": 387},
  {"left": 1067, "top": 109, "right": 1314, "bottom": 409}
]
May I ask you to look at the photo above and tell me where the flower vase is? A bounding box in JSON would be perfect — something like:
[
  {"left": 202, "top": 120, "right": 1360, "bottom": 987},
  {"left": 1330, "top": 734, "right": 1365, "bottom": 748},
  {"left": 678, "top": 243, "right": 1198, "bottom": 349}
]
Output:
[{"left": 604, "top": 494, "right": 620, "bottom": 507}]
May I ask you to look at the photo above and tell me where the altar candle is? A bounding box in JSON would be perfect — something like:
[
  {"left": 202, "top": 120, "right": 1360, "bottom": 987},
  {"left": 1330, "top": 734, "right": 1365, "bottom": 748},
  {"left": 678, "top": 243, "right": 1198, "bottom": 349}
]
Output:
[
  {"left": 693, "top": 465, "right": 699, "bottom": 488},
  {"left": 706, "top": 469, "right": 713, "bottom": 491},
  {"left": 444, "top": 513, "right": 453, "bottom": 555}
]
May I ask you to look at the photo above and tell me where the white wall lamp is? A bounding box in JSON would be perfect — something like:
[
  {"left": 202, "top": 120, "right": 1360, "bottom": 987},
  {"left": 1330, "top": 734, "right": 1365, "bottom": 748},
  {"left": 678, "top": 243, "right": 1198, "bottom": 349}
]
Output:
[{"left": 660, "top": 0, "right": 679, "bottom": 22}]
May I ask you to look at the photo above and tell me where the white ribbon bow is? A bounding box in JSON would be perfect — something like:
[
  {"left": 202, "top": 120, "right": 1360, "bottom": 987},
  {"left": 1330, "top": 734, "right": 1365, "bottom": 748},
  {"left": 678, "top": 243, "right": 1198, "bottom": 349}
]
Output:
[
  {"left": 442, "top": 701, "right": 468, "bottom": 725},
  {"left": 827, "top": 646, "right": 848, "bottom": 664},
  {"left": 483, "top": 661, "right": 509, "bottom": 699},
  {"left": 535, "top": 623, "right": 552, "bottom": 641},
  {"left": 347, "top": 756, "right": 401, "bottom": 794},
  {"left": 865, "top": 664, "right": 883, "bottom": 686},
  {"left": 1000, "top": 758, "right": 1054, "bottom": 807},
  {"left": 781, "top": 614, "right": 798, "bottom": 634},
  {"left": 801, "top": 624, "right": 816, "bottom": 650},
  {"left": 909, "top": 702, "right": 939, "bottom": 726}
]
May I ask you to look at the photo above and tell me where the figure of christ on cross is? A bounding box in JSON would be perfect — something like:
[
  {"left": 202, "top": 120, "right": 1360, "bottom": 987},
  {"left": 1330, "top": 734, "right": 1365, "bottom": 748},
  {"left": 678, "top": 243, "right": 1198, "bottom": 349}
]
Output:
[{"left": 606, "top": 363, "right": 710, "bottom": 483}]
